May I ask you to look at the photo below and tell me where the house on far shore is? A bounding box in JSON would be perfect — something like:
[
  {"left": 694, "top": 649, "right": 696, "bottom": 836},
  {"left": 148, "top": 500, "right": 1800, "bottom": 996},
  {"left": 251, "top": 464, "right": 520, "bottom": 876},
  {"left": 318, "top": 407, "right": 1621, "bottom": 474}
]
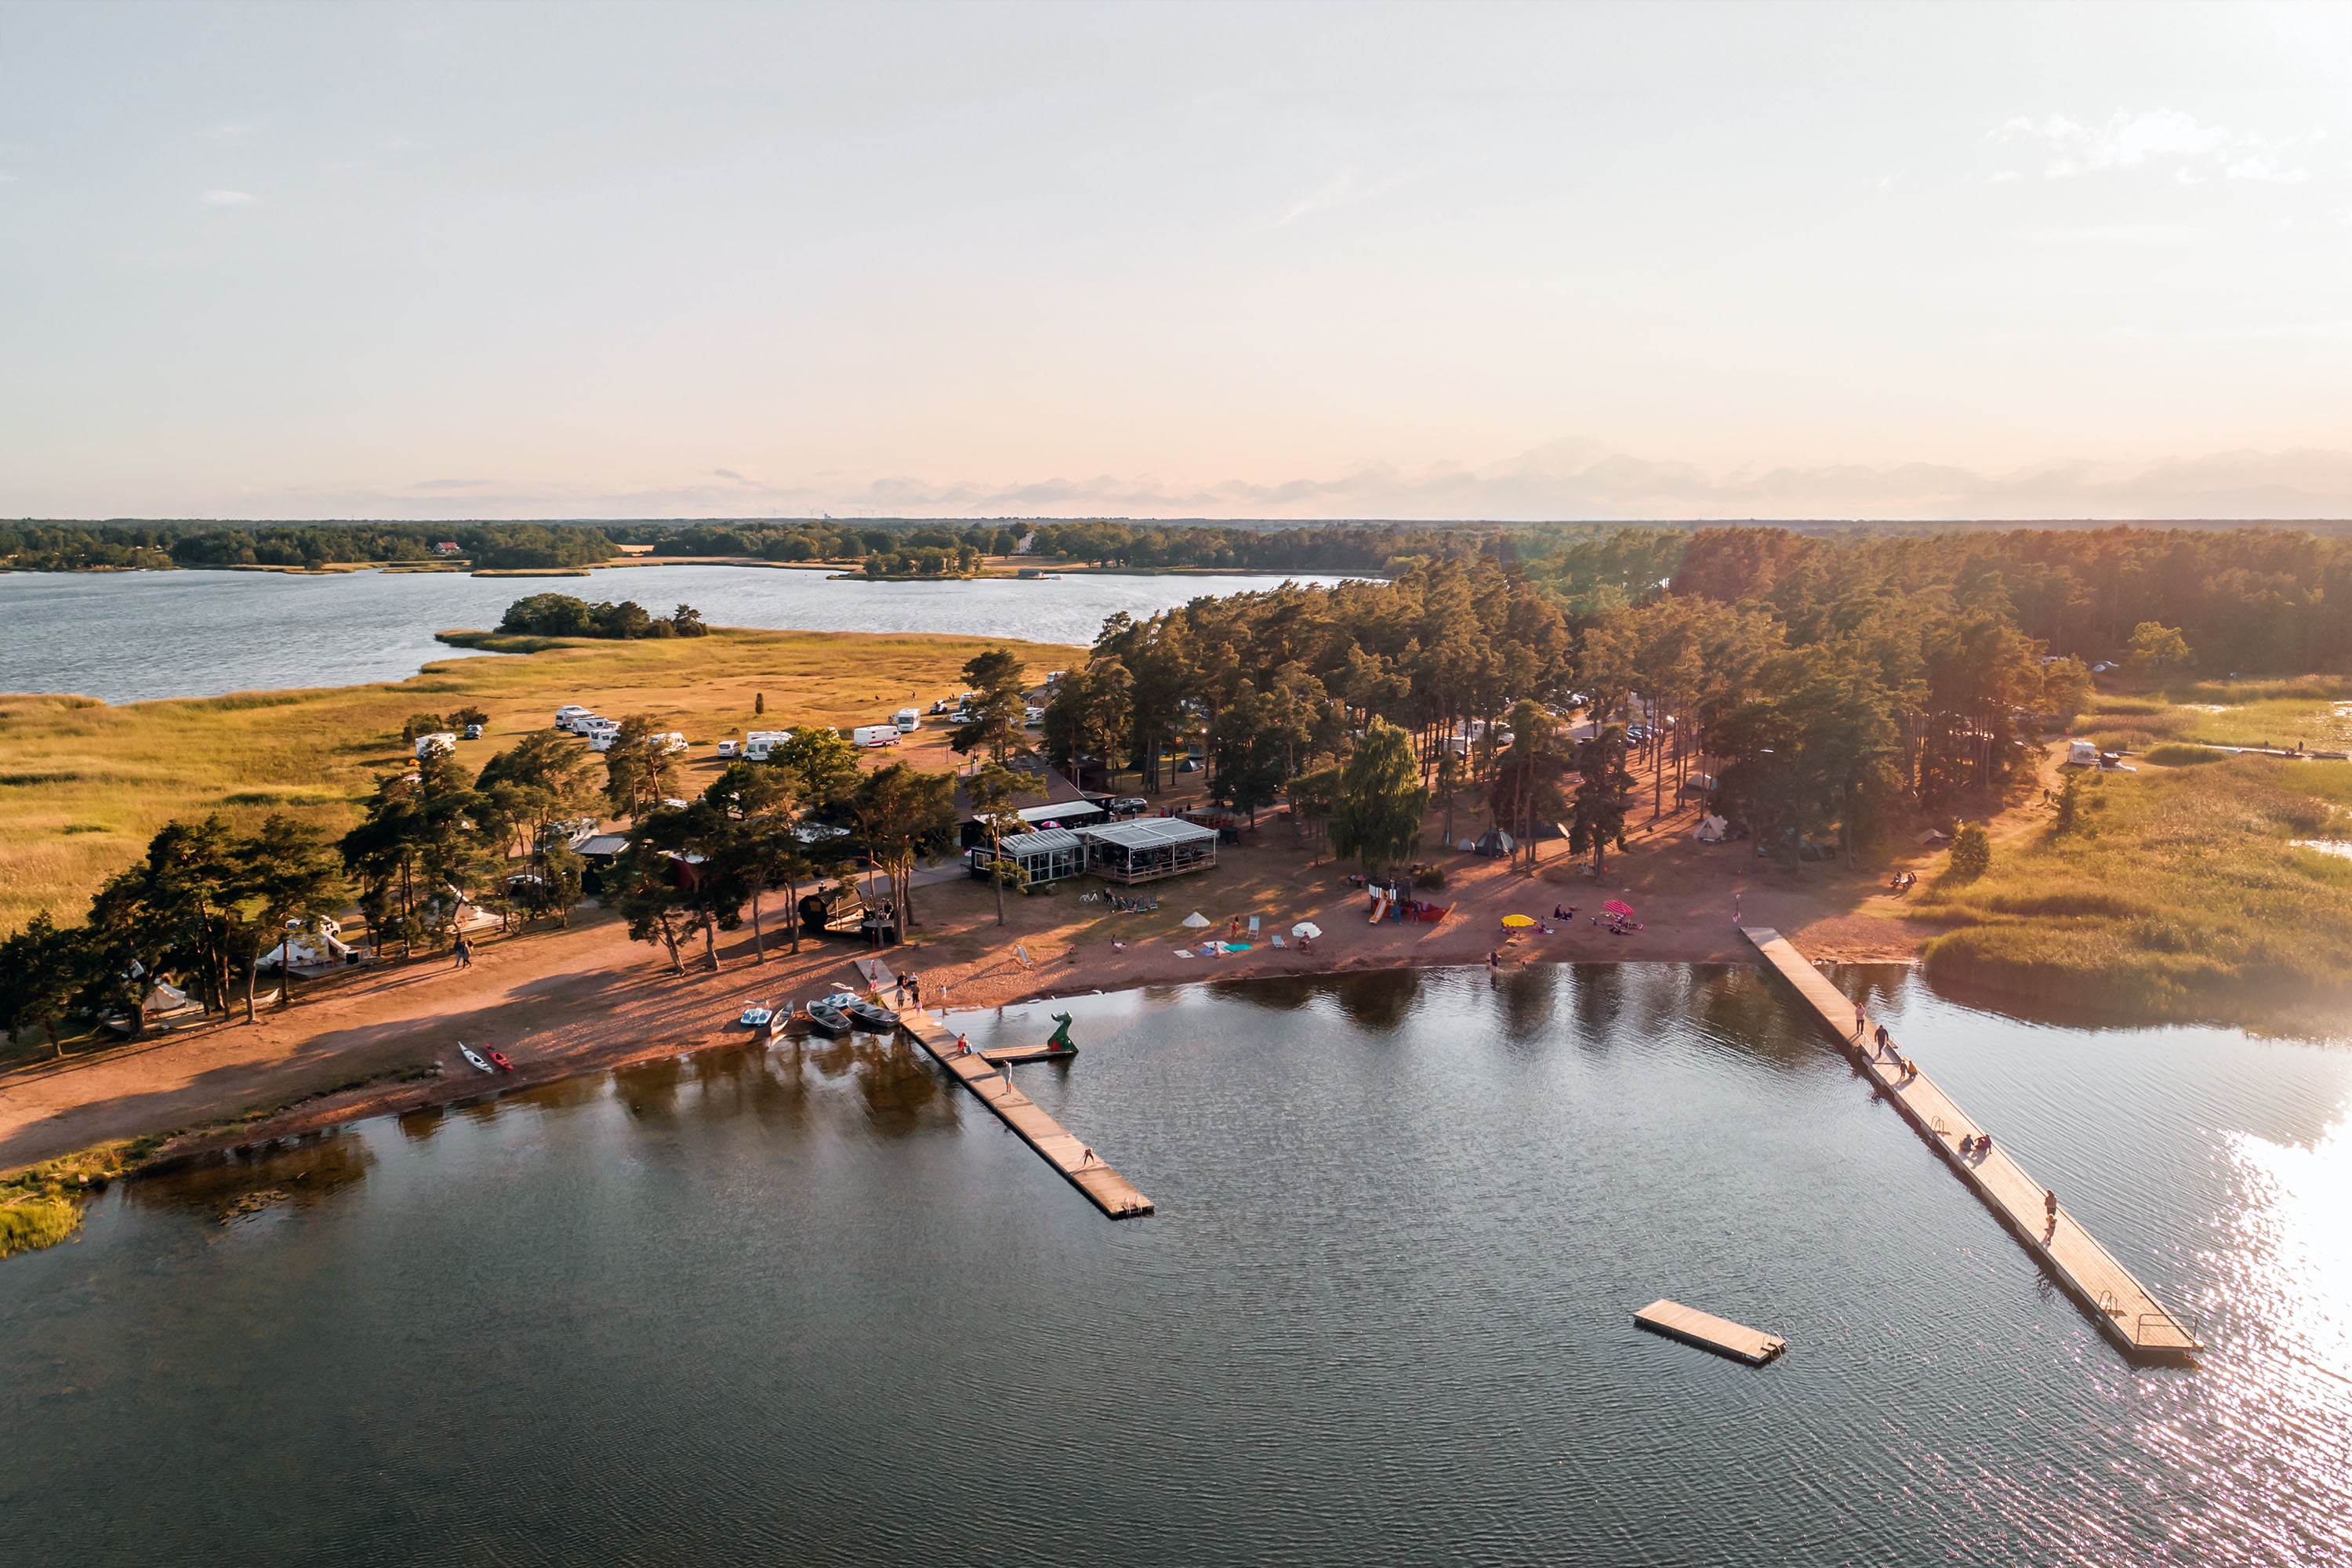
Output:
[
  {"left": 430, "top": 541, "right": 463, "bottom": 557},
  {"left": 952, "top": 757, "right": 1104, "bottom": 850}
]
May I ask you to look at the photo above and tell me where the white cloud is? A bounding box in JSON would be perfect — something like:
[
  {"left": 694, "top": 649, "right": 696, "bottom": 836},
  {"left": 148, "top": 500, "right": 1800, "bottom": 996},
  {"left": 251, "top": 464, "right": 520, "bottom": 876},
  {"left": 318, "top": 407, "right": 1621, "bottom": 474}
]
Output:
[
  {"left": 0, "top": 169, "right": 16, "bottom": 184},
  {"left": 2226, "top": 154, "right": 2308, "bottom": 185},
  {"left": 204, "top": 120, "right": 261, "bottom": 143},
  {"left": 1992, "top": 109, "right": 2313, "bottom": 185},
  {"left": 199, "top": 189, "right": 260, "bottom": 206}
]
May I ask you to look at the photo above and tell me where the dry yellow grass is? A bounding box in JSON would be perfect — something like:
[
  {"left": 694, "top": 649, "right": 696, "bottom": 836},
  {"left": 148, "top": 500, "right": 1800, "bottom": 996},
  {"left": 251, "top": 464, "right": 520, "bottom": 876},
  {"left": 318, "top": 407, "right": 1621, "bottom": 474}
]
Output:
[{"left": 0, "top": 627, "right": 1083, "bottom": 933}]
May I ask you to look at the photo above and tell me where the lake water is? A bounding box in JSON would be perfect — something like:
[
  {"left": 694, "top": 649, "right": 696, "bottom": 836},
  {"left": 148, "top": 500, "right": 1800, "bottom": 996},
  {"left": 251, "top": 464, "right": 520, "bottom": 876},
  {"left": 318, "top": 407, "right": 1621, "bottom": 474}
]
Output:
[
  {"left": 0, "top": 568, "right": 1358, "bottom": 704},
  {"left": 7, "top": 964, "right": 2348, "bottom": 1565}
]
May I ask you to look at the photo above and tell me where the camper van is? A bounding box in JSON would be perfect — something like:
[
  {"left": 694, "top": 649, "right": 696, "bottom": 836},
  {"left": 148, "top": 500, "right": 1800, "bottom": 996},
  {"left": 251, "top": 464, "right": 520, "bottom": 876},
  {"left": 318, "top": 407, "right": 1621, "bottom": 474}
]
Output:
[
  {"left": 413, "top": 731, "right": 457, "bottom": 759},
  {"left": 715, "top": 739, "right": 739, "bottom": 759},
  {"left": 2067, "top": 739, "right": 2098, "bottom": 766},
  {"left": 852, "top": 724, "right": 901, "bottom": 748},
  {"left": 555, "top": 705, "right": 593, "bottom": 731},
  {"left": 655, "top": 731, "right": 690, "bottom": 755},
  {"left": 894, "top": 707, "right": 920, "bottom": 733},
  {"left": 743, "top": 729, "right": 792, "bottom": 762}
]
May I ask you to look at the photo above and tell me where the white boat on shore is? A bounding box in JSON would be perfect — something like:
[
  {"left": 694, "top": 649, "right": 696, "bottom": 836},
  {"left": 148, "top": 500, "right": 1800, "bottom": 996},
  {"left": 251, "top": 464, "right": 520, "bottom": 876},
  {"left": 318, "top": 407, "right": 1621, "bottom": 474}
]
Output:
[{"left": 459, "top": 1044, "right": 495, "bottom": 1074}]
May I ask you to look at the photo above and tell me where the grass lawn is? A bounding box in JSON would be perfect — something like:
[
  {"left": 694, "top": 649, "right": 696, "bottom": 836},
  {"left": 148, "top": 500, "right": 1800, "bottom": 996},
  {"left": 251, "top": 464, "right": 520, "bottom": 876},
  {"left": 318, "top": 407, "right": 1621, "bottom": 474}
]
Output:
[
  {"left": 0, "top": 626, "right": 1082, "bottom": 934},
  {"left": 1916, "top": 751, "right": 2352, "bottom": 1030},
  {"left": 2079, "top": 675, "right": 2352, "bottom": 754}
]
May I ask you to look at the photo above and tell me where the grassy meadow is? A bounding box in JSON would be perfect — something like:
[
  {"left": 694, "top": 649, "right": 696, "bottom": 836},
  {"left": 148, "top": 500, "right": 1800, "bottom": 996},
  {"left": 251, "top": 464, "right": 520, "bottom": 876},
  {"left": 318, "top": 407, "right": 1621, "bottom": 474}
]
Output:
[
  {"left": 2078, "top": 675, "right": 2352, "bottom": 755},
  {"left": 0, "top": 626, "right": 1082, "bottom": 935},
  {"left": 1917, "top": 750, "right": 2352, "bottom": 1031}
]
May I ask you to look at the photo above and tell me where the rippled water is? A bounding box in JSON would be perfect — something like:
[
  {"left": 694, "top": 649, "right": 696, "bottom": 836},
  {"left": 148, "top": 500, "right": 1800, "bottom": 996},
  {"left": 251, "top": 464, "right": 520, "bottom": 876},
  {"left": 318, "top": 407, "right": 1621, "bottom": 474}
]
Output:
[
  {"left": 5, "top": 964, "right": 2349, "bottom": 1565},
  {"left": 0, "top": 568, "right": 1356, "bottom": 703}
]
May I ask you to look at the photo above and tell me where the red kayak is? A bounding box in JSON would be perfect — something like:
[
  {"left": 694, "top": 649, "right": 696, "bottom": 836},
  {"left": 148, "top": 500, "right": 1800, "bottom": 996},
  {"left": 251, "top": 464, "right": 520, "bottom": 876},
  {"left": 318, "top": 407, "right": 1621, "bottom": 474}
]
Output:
[{"left": 487, "top": 1049, "right": 515, "bottom": 1073}]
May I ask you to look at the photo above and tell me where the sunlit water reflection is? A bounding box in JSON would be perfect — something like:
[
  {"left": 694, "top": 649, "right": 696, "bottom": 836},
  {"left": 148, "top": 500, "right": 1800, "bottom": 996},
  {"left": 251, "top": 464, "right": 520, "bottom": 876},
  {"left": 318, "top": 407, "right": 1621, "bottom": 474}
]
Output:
[{"left": 4, "top": 964, "right": 2347, "bottom": 1565}]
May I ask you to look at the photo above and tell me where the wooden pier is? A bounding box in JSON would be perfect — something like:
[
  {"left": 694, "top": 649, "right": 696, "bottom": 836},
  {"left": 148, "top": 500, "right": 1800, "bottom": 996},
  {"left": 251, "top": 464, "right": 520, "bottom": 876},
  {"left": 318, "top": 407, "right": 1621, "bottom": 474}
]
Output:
[
  {"left": 897, "top": 1010, "right": 1153, "bottom": 1220},
  {"left": 1742, "top": 927, "right": 2200, "bottom": 1363},
  {"left": 1635, "top": 1298, "right": 1787, "bottom": 1365}
]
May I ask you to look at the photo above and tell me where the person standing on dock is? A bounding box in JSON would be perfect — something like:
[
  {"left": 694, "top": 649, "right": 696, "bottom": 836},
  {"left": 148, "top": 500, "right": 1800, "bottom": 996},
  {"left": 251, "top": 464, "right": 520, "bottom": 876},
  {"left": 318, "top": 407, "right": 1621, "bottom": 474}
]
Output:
[{"left": 1853, "top": 1001, "right": 1867, "bottom": 1041}]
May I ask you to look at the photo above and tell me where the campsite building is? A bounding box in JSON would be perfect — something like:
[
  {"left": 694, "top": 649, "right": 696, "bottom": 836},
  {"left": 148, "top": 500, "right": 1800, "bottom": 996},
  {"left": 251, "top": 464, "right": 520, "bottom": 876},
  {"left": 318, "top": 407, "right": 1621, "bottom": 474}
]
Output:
[
  {"left": 1076, "top": 816, "right": 1220, "bottom": 884},
  {"left": 953, "top": 758, "right": 1105, "bottom": 849},
  {"left": 969, "top": 826, "right": 1087, "bottom": 889}
]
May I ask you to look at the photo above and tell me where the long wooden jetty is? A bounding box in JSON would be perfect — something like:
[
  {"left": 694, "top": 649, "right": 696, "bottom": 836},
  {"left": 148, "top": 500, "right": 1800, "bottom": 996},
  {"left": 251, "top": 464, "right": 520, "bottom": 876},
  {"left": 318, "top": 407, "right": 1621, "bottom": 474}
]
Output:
[
  {"left": 897, "top": 1010, "right": 1153, "bottom": 1220},
  {"left": 1741, "top": 927, "right": 2200, "bottom": 1363},
  {"left": 1635, "top": 1298, "right": 1788, "bottom": 1365}
]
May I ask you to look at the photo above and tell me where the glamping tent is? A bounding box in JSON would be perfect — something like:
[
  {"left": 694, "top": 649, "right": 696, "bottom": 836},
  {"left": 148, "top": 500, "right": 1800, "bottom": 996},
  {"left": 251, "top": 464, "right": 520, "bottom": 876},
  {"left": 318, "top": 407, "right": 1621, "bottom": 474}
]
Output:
[{"left": 1694, "top": 814, "right": 1729, "bottom": 844}]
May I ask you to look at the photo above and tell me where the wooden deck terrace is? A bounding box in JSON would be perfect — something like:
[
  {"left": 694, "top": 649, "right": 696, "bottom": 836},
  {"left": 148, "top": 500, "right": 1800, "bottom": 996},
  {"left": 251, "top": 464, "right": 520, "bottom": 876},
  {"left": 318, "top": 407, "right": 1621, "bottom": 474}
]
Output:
[
  {"left": 1741, "top": 927, "right": 2201, "bottom": 1364},
  {"left": 898, "top": 1009, "right": 1154, "bottom": 1220}
]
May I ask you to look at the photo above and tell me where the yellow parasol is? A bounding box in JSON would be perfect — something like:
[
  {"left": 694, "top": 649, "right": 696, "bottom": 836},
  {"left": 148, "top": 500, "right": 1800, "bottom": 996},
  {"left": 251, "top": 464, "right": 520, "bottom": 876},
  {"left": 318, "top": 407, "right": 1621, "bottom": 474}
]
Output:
[{"left": 1500, "top": 913, "right": 1537, "bottom": 928}]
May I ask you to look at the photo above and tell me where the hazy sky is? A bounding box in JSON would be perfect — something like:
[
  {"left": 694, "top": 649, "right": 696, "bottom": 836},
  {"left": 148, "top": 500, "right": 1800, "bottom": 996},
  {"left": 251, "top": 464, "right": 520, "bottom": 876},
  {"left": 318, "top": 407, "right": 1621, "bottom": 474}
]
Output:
[{"left": 2, "top": 1, "right": 2348, "bottom": 521}]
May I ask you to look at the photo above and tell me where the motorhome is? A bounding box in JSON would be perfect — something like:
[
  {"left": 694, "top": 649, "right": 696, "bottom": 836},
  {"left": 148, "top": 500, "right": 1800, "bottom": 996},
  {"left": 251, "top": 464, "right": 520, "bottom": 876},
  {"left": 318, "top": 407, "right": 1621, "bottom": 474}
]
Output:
[
  {"left": 414, "top": 731, "right": 457, "bottom": 759},
  {"left": 743, "top": 729, "right": 792, "bottom": 761},
  {"left": 656, "top": 731, "right": 690, "bottom": 755},
  {"left": 2067, "top": 739, "right": 2098, "bottom": 766},
  {"left": 852, "top": 724, "right": 901, "bottom": 748},
  {"left": 555, "top": 705, "right": 594, "bottom": 731},
  {"left": 894, "top": 707, "right": 921, "bottom": 733}
]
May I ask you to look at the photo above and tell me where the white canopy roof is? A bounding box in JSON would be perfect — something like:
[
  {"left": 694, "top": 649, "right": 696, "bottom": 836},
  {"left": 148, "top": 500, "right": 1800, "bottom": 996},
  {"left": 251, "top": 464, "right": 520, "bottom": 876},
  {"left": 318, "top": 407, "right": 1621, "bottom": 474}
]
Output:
[
  {"left": 1079, "top": 817, "right": 1218, "bottom": 850},
  {"left": 1017, "top": 800, "right": 1103, "bottom": 825},
  {"left": 995, "top": 828, "right": 1083, "bottom": 856}
]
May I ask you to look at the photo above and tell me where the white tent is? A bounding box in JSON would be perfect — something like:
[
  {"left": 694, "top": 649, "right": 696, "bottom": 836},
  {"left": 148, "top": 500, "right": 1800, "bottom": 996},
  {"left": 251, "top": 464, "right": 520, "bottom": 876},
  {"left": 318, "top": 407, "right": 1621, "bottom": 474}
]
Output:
[
  {"left": 1695, "top": 814, "right": 1728, "bottom": 844},
  {"left": 1181, "top": 910, "right": 1211, "bottom": 928}
]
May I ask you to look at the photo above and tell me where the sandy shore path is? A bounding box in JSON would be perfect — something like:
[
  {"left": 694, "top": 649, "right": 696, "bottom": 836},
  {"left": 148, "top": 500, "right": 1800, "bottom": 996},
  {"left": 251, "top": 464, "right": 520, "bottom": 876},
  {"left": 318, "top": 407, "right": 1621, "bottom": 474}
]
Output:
[{"left": 2, "top": 810, "right": 1939, "bottom": 1175}]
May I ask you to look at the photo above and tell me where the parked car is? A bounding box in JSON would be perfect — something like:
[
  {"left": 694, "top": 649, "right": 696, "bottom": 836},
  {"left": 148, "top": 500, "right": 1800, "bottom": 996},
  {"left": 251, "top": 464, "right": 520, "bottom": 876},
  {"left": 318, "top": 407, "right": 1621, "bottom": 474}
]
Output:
[{"left": 463, "top": 723, "right": 485, "bottom": 741}]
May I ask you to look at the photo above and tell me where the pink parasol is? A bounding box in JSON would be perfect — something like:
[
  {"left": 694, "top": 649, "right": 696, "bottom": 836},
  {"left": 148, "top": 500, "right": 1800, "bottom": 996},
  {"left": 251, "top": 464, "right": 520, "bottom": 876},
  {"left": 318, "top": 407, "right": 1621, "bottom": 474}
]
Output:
[{"left": 1602, "top": 899, "right": 1636, "bottom": 920}]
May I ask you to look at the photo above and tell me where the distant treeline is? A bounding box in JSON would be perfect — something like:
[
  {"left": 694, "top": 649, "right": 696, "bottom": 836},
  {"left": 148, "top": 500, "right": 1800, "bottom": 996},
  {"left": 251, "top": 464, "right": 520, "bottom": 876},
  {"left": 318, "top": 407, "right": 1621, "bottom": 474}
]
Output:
[
  {"left": 1528, "top": 524, "right": 2352, "bottom": 673},
  {"left": 0, "top": 521, "right": 614, "bottom": 572},
  {"left": 3, "top": 517, "right": 1478, "bottom": 576},
  {"left": 602, "top": 521, "right": 1028, "bottom": 561},
  {"left": 1023, "top": 521, "right": 1501, "bottom": 573}
]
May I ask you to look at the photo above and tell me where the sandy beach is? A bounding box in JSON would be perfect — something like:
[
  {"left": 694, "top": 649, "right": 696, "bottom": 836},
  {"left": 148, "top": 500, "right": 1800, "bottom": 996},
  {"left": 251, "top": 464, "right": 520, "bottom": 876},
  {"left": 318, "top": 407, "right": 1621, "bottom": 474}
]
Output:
[{"left": 0, "top": 780, "right": 1941, "bottom": 1175}]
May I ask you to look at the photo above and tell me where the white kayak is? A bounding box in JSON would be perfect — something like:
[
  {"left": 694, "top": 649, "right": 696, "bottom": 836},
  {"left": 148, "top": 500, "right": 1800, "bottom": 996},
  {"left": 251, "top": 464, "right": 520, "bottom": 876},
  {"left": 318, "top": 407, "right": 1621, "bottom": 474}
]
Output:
[{"left": 459, "top": 1044, "right": 495, "bottom": 1074}]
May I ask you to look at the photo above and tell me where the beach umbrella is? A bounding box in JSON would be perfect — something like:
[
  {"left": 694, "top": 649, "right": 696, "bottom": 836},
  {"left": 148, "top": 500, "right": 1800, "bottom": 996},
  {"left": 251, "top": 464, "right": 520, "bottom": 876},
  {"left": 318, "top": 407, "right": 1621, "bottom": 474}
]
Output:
[
  {"left": 1290, "top": 921, "right": 1323, "bottom": 939},
  {"left": 1603, "top": 899, "right": 1636, "bottom": 920},
  {"left": 1181, "top": 911, "right": 1211, "bottom": 928},
  {"left": 1500, "top": 913, "right": 1537, "bottom": 929}
]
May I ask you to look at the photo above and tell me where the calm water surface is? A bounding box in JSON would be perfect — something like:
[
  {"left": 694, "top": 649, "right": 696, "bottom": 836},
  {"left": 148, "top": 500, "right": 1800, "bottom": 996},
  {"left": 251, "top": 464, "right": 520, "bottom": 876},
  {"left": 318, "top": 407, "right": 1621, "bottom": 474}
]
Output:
[
  {"left": 5, "top": 964, "right": 2350, "bottom": 1566},
  {"left": 0, "top": 568, "right": 1356, "bottom": 703}
]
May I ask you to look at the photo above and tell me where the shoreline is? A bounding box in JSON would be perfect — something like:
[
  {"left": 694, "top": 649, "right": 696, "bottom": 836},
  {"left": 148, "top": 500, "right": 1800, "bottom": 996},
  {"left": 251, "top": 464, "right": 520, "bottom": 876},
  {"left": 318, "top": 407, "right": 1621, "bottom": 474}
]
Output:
[{"left": 53, "top": 945, "right": 1873, "bottom": 1185}]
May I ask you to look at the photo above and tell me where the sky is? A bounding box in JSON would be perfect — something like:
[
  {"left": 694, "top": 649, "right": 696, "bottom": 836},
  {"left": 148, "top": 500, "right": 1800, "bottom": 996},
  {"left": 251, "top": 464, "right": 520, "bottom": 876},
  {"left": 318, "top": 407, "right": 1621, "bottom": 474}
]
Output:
[{"left": 2, "top": 0, "right": 2348, "bottom": 522}]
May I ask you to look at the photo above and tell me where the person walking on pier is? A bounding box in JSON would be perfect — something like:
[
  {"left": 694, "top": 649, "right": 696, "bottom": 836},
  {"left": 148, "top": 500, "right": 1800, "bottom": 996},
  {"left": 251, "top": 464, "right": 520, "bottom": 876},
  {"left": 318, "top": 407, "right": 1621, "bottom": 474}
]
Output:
[
  {"left": 1872, "top": 1024, "right": 1891, "bottom": 1058},
  {"left": 2044, "top": 1188, "right": 2059, "bottom": 1238},
  {"left": 1853, "top": 1002, "right": 1867, "bottom": 1041}
]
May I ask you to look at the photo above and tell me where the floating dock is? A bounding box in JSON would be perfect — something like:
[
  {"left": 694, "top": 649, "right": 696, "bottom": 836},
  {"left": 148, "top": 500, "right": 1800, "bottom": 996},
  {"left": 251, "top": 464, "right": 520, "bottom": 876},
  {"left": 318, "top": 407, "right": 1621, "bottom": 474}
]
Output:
[
  {"left": 1635, "top": 1298, "right": 1787, "bottom": 1365},
  {"left": 897, "top": 1010, "right": 1153, "bottom": 1220},
  {"left": 1741, "top": 926, "right": 2200, "bottom": 1363}
]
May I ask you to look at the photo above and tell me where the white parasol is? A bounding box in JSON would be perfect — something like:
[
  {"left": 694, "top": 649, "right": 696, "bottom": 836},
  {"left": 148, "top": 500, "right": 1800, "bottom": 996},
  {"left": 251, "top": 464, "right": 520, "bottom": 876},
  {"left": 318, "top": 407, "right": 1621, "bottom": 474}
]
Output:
[
  {"left": 1181, "top": 911, "right": 1212, "bottom": 928},
  {"left": 1290, "top": 921, "right": 1323, "bottom": 939}
]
